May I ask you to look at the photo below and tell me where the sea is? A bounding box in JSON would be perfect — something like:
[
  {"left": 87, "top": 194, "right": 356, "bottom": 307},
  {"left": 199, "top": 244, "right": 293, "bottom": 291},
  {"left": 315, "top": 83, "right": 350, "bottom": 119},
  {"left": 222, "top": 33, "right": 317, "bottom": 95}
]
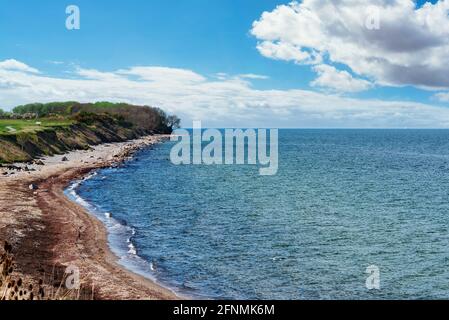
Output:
[{"left": 65, "top": 129, "right": 449, "bottom": 299}]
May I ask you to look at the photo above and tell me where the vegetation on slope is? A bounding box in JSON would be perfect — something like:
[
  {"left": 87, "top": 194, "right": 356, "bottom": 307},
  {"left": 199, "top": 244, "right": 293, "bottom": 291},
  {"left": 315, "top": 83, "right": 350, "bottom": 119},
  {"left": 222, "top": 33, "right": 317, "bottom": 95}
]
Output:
[
  {"left": 1, "top": 241, "right": 93, "bottom": 300},
  {"left": 0, "top": 119, "right": 74, "bottom": 134},
  {"left": 0, "top": 102, "right": 180, "bottom": 163}
]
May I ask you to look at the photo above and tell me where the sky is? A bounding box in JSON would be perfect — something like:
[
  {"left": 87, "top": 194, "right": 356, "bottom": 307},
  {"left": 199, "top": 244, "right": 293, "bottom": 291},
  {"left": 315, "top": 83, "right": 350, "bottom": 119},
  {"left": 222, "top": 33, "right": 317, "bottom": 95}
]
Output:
[{"left": 1, "top": 0, "right": 449, "bottom": 128}]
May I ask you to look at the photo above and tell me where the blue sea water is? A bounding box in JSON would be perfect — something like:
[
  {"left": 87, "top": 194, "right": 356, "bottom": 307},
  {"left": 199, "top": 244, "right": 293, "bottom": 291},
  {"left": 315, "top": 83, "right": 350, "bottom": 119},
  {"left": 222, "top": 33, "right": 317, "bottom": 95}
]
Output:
[{"left": 67, "top": 130, "right": 449, "bottom": 299}]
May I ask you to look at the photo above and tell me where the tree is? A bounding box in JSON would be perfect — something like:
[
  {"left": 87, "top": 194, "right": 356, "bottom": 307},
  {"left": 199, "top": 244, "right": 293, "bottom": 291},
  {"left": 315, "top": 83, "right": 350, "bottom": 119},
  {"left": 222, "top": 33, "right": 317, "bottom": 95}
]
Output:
[
  {"left": 167, "top": 115, "right": 181, "bottom": 130},
  {"left": 9, "top": 101, "right": 180, "bottom": 133},
  {"left": 0, "top": 108, "right": 9, "bottom": 119}
]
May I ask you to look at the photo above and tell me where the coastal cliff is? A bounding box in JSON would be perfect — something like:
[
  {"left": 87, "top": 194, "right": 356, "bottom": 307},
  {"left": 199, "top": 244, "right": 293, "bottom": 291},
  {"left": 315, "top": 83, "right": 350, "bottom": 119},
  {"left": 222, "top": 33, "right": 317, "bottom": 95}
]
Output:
[
  {"left": 0, "top": 102, "right": 180, "bottom": 163},
  {"left": 0, "top": 116, "right": 145, "bottom": 163}
]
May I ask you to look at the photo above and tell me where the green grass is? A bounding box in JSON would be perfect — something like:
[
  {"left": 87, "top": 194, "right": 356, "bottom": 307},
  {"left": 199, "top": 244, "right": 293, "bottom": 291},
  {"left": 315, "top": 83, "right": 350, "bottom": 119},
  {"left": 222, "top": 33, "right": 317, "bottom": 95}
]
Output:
[{"left": 0, "top": 118, "right": 74, "bottom": 135}]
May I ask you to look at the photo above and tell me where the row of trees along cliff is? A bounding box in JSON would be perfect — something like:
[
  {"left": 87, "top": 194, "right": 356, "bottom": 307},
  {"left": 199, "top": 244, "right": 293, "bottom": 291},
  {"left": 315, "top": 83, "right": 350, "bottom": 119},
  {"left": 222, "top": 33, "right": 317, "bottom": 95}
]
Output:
[{"left": 0, "top": 102, "right": 180, "bottom": 163}]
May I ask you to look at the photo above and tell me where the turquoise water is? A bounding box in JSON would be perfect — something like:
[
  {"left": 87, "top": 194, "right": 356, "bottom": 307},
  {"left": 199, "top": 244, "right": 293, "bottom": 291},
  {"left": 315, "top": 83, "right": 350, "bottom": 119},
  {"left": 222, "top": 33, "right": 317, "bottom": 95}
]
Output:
[{"left": 68, "top": 130, "right": 449, "bottom": 299}]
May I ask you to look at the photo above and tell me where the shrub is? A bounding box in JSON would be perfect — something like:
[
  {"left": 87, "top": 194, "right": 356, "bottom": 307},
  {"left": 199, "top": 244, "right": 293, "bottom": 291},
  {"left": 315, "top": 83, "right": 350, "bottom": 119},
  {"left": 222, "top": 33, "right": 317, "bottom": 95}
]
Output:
[{"left": 12, "top": 102, "right": 180, "bottom": 133}]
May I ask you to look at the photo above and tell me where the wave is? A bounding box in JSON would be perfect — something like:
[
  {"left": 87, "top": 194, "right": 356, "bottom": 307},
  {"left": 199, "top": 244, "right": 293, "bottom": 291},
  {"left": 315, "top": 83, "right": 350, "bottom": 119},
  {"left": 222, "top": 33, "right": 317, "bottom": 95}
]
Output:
[
  {"left": 127, "top": 233, "right": 137, "bottom": 255},
  {"left": 64, "top": 173, "right": 163, "bottom": 287}
]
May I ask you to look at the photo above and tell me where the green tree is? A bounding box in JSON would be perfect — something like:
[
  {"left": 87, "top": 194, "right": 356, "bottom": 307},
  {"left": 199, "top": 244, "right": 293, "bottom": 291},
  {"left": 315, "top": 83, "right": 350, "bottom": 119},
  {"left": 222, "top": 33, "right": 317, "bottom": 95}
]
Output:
[
  {"left": 10, "top": 101, "right": 179, "bottom": 133},
  {"left": 167, "top": 115, "right": 181, "bottom": 130}
]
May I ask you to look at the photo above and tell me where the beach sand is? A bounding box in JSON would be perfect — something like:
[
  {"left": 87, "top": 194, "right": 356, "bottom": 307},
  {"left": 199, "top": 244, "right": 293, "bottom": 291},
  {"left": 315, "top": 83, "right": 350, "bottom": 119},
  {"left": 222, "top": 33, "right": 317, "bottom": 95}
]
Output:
[{"left": 0, "top": 135, "right": 179, "bottom": 300}]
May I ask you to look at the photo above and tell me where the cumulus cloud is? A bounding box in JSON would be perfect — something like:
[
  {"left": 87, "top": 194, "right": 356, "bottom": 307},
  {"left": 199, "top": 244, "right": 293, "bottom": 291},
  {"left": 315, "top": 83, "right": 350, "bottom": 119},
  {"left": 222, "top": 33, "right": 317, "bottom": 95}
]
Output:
[
  {"left": 251, "top": 0, "right": 449, "bottom": 90},
  {"left": 2, "top": 59, "right": 449, "bottom": 128},
  {"left": 311, "top": 64, "right": 372, "bottom": 92},
  {"left": 256, "top": 41, "right": 321, "bottom": 64}
]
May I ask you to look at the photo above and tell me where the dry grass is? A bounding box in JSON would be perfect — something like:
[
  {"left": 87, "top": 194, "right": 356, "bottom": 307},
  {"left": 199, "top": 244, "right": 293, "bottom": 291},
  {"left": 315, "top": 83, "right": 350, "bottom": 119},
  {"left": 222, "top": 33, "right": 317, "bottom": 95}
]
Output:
[{"left": 1, "top": 241, "right": 95, "bottom": 300}]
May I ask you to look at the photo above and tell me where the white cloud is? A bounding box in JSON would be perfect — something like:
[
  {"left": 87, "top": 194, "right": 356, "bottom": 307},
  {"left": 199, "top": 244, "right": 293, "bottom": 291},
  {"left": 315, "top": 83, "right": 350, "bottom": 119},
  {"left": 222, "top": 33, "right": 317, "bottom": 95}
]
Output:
[
  {"left": 251, "top": 0, "right": 449, "bottom": 90},
  {"left": 2, "top": 59, "right": 449, "bottom": 128},
  {"left": 213, "top": 73, "right": 269, "bottom": 81},
  {"left": 47, "top": 60, "right": 64, "bottom": 65},
  {"left": 117, "top": 66, "right": 206, "bottom": 84},
  {"left": 215, "top": 72, "right": 229, "bottom": 80},
  {"left": 311, "top": 64, "right": 372, "bottom": 92},
  {"left": 256, "top": 41, "right": 318, "bottom": 64},
  {"left": 434, "top": 92, "right": 449, "bottom": 102},
  {"left": 75, "top": 68, "right": 123, "bottom": 81},
  {"left": 238, "top": 74, "right": 269, "bottom": 80},
  {"left": 0, "top": 59, "right": 39, "bottom": 73}
]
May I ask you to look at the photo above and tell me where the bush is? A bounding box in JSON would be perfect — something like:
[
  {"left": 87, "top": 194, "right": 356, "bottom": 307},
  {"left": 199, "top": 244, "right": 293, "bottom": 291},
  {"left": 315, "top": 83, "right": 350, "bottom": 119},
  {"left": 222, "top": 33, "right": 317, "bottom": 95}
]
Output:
[
  {"left": 0, "top": 108, "right": 8, "bottom": 119},
  {"left": 12, "top": 102, "right": 180, "bottom": 133}
]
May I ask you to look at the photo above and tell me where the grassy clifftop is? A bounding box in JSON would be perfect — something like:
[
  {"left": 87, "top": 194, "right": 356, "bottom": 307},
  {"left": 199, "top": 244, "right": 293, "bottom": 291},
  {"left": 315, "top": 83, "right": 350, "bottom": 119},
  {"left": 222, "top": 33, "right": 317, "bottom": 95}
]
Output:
[
  {"left": 0, "top": 102, "right": 179, "bottom": 163},
  {"left": 0, "top": 119, "right": 74, "bottom": 134}
]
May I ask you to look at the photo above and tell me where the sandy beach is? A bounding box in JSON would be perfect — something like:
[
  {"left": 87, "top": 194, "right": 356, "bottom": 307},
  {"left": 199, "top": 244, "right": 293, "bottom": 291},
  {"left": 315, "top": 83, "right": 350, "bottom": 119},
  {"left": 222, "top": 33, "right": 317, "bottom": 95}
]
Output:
[{"left": 0, "top": 135, "right": 179, "bottom": 300}]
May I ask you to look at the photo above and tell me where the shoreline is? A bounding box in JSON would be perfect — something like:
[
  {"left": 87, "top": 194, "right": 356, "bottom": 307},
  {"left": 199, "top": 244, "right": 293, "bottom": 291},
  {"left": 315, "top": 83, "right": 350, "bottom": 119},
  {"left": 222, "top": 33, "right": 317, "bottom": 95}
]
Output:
[{"left": 0, "top": 135, "right": 180, "bottom": 300}]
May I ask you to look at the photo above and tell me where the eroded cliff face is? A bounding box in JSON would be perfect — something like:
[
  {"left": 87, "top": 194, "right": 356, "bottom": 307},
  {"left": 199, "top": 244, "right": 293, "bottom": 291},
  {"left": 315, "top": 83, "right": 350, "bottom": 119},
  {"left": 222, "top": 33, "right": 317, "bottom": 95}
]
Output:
[{"left": 0, "top": 119, "right": 149, "bottom": 163}]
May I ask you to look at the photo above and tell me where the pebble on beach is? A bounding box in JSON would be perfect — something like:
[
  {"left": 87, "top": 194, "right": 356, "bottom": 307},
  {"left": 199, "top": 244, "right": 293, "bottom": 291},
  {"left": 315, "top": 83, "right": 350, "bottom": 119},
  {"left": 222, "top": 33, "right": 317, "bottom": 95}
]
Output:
[{"left": 29, "top": 184, "right": 38, "bottom": 190}]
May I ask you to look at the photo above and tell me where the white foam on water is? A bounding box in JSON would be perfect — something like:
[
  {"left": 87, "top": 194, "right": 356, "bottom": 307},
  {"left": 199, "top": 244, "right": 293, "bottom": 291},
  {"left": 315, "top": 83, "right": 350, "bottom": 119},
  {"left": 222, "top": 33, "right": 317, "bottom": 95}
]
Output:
[
  {"left": 64, "top": 172, "right": 170, "bottom": 292},
  {"left": 127, "top": 240, "right": 137, "bottom": 255}
]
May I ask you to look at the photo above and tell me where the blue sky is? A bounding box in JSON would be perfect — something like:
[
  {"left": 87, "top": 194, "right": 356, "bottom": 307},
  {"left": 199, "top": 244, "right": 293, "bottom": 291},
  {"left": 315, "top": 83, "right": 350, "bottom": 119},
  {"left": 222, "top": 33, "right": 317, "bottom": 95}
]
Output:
[
  {"left": 0, "top": 0, "right": 321, "bottom": 90},
  {"left": 2, "top": 0, "right": 449, "bottom": 128}
]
